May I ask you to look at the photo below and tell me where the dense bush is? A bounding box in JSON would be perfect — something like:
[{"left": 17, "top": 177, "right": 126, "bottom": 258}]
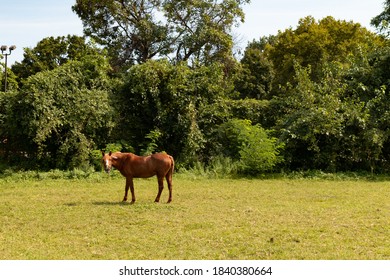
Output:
[
  {"left": 1, "top": 55, "right": 115, "bottom": 169},
  {"left": 218, "top": 119, "right": 283, "bottom": 174}
]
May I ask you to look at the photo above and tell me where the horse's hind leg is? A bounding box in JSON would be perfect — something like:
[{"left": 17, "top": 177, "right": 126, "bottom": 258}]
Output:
[
  {"left": 166, "top": 173, "right": 173, "bottom": 203},
  {"left": 154, "top": 176, "right": 164, "bottom": 203}
]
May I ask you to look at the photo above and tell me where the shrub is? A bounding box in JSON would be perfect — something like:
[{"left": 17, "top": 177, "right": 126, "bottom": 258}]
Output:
[{"left": 218, "top": 119, "right": 283, "bottom": 175}]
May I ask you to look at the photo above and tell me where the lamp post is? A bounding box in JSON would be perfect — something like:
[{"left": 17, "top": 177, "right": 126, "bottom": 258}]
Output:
[{"left": 1, "top": 45, "right": 16, "bottom": 92}]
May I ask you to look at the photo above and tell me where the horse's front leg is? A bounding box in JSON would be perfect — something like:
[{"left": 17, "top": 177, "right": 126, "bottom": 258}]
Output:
[
  {"left": 122, "top": 178, "right": 129, "bottom": 202},
  {"left": 123, "top": 177, "right": 136, "bottom": 203}
]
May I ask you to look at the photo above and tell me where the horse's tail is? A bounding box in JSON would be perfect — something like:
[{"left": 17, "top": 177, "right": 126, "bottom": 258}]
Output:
[{"left": 168, "top": 155, "right": 175, "bottom": 178}]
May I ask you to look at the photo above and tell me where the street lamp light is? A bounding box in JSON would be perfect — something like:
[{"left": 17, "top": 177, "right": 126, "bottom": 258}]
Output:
[{"left": 1, "top": 45, "right": 16, "bottom": 92}]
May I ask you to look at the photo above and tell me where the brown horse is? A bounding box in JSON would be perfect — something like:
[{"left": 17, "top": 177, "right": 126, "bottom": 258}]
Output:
[{"left": 101, "top": 151, "right": 174, "bottom": 203}]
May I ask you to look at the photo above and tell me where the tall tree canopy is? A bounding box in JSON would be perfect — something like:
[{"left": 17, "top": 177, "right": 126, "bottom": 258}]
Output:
[
  {"left": 72, "top": 0, "right": 249, "bottom": 68},
  {"left": 257, "top": 16, "right": 385, "bottom": 89},
  {"left": 372, "top": 0, "right": 390, "bottom": 36},
  {"left": 11, "top": 35, "right": 100, "bottom": 84}
]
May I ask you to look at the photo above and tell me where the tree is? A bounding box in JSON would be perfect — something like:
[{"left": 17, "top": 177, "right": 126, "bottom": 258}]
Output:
[
  {"left": 114, "top": 59, "right": 232, "bottom": 166},
  {"left": 4, "top": 55, "right": 115, "bottom": 169},
  {"left": 371, "top": 0, "right": 390, "bottom": 36},
  {"left": 271, "top": 62, "right": 348, "bottom": 170},
  {"left": 163, "top": 0, "right": 249, "bottom": 65},
  {"left": 0, "top": 63, "right": 18, "bottom": 92},
  {"left": 271, "top": 54, "right": 390, "bottom": 172},
  {"left": 235, "top": 40, "right": 274, "bottom": 99},
  {"left": 11, "top": 35, "right": 100, "bottom": 84},
  {"left": 73, "top": 0, "right": 170, "bottom": 67},
  {"left": 72, "top": 0, "right": 250, "bottom": 68},
  {"left": 344, "top": 44, "right": 390, "bottom": 172},
  {"left": 263, "top": 16, "right": 384, "bottom": 88}
]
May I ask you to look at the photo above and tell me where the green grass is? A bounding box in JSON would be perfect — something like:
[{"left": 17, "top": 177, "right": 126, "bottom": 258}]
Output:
[{"left": 0, "top": 174, "right": 389, "bottom": 260}]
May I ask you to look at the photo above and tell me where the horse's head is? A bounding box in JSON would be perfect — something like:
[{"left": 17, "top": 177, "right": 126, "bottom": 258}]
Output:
[{"left": 101, "top": 150, "right": 118, "bottom": 173}]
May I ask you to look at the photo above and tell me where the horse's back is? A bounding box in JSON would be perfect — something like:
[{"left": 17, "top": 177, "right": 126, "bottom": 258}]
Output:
[
  {"left": 125, "top": 153, "right": 173, "bottom": 178},
  {"left": 150, "top": 153, "right": 172, "bottom": 163},
  {"left": 150, "top": 153, "right": 173, "bottom": 171}
]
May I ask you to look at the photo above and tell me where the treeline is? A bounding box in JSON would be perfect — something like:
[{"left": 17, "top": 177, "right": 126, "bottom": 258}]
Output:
[{"left": 1, "top": 0, "right": 390, "bottom": 174}]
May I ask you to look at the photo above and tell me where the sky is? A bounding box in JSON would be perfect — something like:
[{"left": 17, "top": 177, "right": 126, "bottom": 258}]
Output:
[{"left": 0, "top": 0, "right": 386, "bottom": 66}]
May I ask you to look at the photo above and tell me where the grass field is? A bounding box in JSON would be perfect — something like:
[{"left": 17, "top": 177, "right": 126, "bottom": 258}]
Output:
[{"left": 0, "top": 173, "right": 389, "bottom": 260}]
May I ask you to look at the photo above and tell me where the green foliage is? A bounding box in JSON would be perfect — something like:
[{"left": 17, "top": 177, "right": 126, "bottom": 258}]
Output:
[
  {"left": 8, "top": 55, "right": 115, "bottom": 169},
  {"left": 240, "top": 16, "right": 390, "bottom": 173},
  {"left": 218, "top": 119, "right": 283, "bottom": 174},
  {"left": 72, "top": 0, "right": 250, "bottom": 68},
  {"left": 179, "top": 156, "right": 239, "bottom": 179},
  {"left": 115, "top": 59, "right": 231, "bottom": 166},
  {"left": 344, "top": 44, "right": 390, "bottom": 172},
  {"left": 104, "top": 143, "right": 127, "bottom": 153},
  {"left": 141, "top": 128, "right": 163, "bottom": 156},
  {"left": 90, "top": 142, "right": 135, "bottom": 171},
  {"left": 0, "top": 63, "right": 18, "bottom": 92},
  {"left": 89, "top": 149, "right": 104, "bottom": 171},
  {"left": 263, "top": 16, "right": 385, "bottom": 88},
  {"left": 371, "top": 0, "right": 390, "bottom": 36},
  {"left": 73, "top": 0, "right": 171, "bottom": 66},
  {"left": 3, "top": 1, "right": 390, "bottom": 175},
  {"left": 267, "top": 45, "right": 390, "bottom": 172},
  {"left": 11, "top": 35, "right": 101, "bottom": 85},
  {"left": 0, "top": 168, "right": 104, "bottom": 181},
  {"left": 235, "top": 44, "right": 274, "bottom": 99},
  {"left": 163, "top": 0, "right": 250, "bottom": 65}
]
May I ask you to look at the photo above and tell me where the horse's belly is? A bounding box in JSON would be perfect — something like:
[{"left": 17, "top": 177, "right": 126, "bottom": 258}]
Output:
[{"left": 132, "top": 170, "right": 157, "bottom": 178}]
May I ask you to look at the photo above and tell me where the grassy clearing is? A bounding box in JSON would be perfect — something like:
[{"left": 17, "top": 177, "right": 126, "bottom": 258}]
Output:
[{"left": 0, "top": 174, "right": 389, "bottom": 260}]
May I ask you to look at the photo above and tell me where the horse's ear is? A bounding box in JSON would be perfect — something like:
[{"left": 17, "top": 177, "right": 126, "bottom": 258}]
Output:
[
  {"left": 101, "top": 150, "right": 105, "bottom": 157},
  {"left": 109, "top": 151, "right": 112, "bottom": 156}
]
